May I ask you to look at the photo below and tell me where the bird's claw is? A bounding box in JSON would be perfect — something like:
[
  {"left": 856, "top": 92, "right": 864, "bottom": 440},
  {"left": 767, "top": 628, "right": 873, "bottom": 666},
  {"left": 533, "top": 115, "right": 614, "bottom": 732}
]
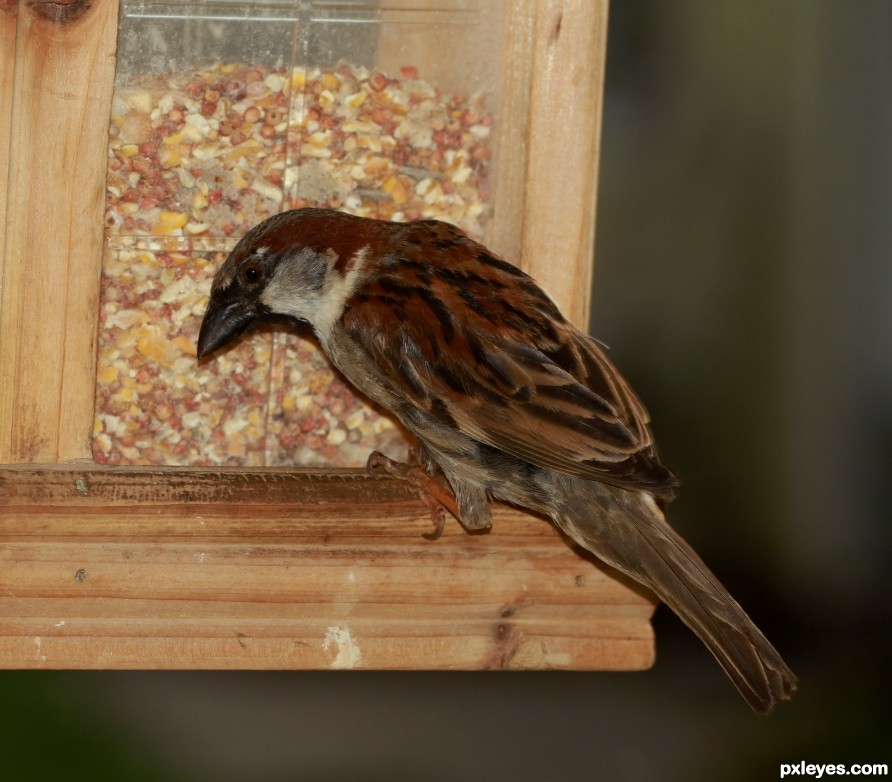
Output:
[
  {"left": 420, "top": 502, "right": 447, "bottom": 541},
  {"left": 366, "top": 450, "right": 457, "bottom": 541}
]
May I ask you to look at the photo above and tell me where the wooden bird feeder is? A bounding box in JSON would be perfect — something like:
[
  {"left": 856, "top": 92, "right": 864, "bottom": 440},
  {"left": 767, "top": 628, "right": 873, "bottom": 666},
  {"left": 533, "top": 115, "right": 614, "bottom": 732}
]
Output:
[{"left": 0, "top": 0, "right": 656, "bottom": 671}]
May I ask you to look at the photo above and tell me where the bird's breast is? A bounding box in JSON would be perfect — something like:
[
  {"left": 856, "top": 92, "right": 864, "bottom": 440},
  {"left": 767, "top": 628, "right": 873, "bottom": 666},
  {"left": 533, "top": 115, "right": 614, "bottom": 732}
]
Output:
[{"left": 323, "top": 326, "right": 407, "bottom": 413}]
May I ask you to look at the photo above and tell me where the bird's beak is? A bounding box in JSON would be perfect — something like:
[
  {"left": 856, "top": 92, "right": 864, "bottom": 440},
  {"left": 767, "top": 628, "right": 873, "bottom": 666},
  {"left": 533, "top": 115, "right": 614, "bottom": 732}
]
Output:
[{"left": 197, "top": 292, "right": 259, "bottom": 359}]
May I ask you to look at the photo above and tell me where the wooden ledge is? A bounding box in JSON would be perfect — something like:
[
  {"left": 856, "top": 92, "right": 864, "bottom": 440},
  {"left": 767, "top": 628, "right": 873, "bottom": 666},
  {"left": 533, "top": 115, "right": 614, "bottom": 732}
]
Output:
[{"left": 0, "top": 465, "right": 655, "bottom": 670}]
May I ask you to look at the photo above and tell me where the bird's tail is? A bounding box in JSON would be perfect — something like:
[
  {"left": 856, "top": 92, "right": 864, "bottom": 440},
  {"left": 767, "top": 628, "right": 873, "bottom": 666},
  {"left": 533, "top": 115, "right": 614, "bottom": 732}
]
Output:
[{"left": 557, "top": 482, "right": 797, "bottom": 713}]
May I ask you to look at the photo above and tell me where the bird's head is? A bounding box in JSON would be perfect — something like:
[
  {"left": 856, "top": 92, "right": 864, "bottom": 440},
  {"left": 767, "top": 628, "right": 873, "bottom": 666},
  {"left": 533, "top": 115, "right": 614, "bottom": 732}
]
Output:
[{"left": 196, "top": 208, "right": 380, "bottom": 358}]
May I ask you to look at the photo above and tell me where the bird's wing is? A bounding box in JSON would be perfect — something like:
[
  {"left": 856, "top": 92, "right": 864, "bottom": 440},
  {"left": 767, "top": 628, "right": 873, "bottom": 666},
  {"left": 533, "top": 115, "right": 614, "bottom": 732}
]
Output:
[{"left": 341, "top": 230, "right": 677, "bottom": 497}]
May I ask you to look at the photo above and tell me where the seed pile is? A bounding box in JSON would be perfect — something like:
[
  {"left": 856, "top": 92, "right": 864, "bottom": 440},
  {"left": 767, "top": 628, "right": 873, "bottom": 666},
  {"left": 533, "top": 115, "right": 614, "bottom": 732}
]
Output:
[{"left": 94, "top": 61, "right": 494, "bottom": 466}]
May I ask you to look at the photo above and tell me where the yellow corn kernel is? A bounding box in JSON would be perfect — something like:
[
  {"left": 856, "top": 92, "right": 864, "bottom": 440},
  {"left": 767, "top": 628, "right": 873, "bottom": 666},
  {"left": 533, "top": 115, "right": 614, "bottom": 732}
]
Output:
[
  {"left": 223, "top": 139, "right": 262, "bottom": 164},
  {"left": 173, "top": 335, "right": 195, "bottom": 356},
  {"left": 308, "top": 130, "right": 332, "bottom": 146},
  {"left": 345, "top": 91, "right": 366, "bottom": 108},
  {"left": 152, "top": 211, "right": 188, "bottom": 235},
  {"left": 320, "top": 72, "right": 341, "bottom": 91},
  {"left": 99, "top": 364, "right": 119, "bottom": 385},
  {"left": 184, "top": 222, "right": 210, "bottom": 236},
  {"left": 381, "top": 174, "right": 410, "bottom": 204},
  {"left": 227, "top": 435, "right": 246, "bottom": 458},
  {"left": 137, "top": 330, "right": 173, "bottom": 361},
  {"left": 159, "top": 134, "right": 184, "bottom": 168},
  {"left": 159, "top": 144, "right": 182, "bottom": 169},
  {"left": 363, "top": 158, "right": 388, "bottom": 175},
  {"left": 125, "top": 91, "right": 154, "bottom": 115}
]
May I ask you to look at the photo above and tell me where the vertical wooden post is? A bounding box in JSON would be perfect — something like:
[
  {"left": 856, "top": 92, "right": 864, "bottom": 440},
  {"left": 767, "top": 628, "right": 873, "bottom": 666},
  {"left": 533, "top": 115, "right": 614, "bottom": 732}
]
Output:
[
  {"left": 489, "top": 1, "right": 536, "bottom": 272},
  {"left": 0, "top": 2, "right": 18, "bottom": 299},
  {"left": 0, "top": 0, "right": 120, "bottom": 463},
  {"left": 493, "top": 0, "right": 608, "bottom": 329}
]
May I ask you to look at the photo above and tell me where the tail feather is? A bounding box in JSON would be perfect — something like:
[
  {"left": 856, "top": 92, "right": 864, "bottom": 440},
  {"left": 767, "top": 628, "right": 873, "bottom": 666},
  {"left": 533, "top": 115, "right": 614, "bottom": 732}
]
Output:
[{"left": 558, "top": 484, "right": 797, "bottom": 714}]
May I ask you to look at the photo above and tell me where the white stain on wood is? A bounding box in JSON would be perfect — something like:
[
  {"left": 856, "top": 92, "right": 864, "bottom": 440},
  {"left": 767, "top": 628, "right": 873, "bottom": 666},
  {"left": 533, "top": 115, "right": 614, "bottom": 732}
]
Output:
[{"left": 323, "top": 626, "right": 363, "bottom": 669}]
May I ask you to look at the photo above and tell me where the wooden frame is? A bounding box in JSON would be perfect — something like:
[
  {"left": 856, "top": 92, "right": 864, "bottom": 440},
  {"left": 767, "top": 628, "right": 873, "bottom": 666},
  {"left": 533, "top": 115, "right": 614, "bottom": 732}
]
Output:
[
  {"left": 1, "top": 464, "right": 654, "bottom": 669},
  {"left": 0, "top": 0, "right": 655, "bottom": 671}
]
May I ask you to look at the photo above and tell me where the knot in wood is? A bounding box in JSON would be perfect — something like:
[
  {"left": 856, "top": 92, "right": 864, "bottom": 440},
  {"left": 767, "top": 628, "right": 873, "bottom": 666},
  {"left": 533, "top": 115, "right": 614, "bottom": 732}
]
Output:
[{"left": 29, "top": 0, "right": 92, "bottom": 25}]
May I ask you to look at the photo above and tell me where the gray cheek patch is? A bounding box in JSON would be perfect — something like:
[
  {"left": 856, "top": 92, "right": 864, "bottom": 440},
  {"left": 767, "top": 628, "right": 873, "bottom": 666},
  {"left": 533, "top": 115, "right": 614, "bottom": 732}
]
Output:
[
  {"left": 260, "top": 247, "right": 327, "bottom": 312},
  {"left": 304, "top": 250, "right": 332, "bottom": 292}
]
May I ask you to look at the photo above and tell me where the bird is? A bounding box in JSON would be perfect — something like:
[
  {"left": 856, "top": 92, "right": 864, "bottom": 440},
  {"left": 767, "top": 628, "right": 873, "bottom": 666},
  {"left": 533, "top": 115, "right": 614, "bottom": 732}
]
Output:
[{"left": 197, "top": 207, "right": 797, "bottom": 713}]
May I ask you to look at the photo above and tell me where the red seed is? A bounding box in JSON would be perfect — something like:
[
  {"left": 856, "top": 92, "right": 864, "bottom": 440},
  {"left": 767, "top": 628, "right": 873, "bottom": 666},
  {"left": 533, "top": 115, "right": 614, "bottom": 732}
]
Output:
[
  {"left": 130, "top": 156, "right": 150, "bottom": 174},
  {"left": 368, "top": 72, "right": 389, "bottom": 92}
]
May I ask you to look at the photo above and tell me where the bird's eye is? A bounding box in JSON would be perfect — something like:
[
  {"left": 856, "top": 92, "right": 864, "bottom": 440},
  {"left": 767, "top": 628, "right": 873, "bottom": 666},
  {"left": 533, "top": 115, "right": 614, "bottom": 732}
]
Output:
[{"left": 240, "top": 261, "right": 262, "bottom": 285}]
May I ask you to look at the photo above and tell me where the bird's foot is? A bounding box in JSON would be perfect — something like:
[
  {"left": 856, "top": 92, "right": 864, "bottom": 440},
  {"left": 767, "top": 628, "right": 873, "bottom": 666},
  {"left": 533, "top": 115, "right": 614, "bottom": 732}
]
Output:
[{"left": 366, "top": 450, "right": 459, "bottom": 541}]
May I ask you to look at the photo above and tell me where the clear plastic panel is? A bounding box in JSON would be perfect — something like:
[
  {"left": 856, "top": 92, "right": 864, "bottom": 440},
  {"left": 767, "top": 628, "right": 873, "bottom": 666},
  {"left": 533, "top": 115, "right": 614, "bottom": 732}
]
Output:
[{"left": 94, "top": 0, "right": 504, "bottom": 467}]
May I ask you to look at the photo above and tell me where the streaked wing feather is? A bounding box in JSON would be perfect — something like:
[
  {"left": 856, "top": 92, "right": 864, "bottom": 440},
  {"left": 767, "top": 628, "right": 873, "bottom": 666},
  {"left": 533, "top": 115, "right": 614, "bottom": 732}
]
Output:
[
  {"left": 342, "top": 222, "right": 678, "bottom": 497},
  {"left": 444, "top": 337, "right": 677, "bottom": 492}
]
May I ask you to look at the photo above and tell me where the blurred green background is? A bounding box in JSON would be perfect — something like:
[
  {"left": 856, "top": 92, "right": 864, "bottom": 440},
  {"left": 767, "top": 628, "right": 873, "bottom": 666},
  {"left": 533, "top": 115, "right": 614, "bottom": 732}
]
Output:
[{"left": 3, "top": 1, "right": 890, "bottom": 779}]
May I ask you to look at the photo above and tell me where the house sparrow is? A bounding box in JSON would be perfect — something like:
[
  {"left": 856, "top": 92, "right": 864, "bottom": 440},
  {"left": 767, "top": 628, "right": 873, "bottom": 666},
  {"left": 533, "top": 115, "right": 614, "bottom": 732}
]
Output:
[{"left": 197, "top": 207, "right": 797, "bottom": 713}]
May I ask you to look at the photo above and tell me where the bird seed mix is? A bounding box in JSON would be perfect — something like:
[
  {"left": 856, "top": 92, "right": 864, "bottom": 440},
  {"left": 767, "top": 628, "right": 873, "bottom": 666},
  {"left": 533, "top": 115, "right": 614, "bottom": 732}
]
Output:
[{"left": 94, "top": 61, "right": 493, "bottom": 467}]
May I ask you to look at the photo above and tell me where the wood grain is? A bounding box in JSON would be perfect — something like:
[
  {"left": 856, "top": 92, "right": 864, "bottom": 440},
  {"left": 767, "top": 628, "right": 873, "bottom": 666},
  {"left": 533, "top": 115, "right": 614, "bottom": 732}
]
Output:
[
  {"left": 488, "top": 0, "right": 536, "bottom": 267},
  {"left": 0, "top": 465, "right": 656, "bottom": 670},
  {"left": 0, "top": 1, "right": 17, "bottom": 286},
  {"left": 0, "top": 0, "right": 120, "bottom": 463},
  {"left": 518, "top": 0, "right": 608, "bottom": 328}
]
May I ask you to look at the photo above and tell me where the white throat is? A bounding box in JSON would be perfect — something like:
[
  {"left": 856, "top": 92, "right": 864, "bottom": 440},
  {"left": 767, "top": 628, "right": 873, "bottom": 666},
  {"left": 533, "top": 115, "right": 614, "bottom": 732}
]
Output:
[
  {"left": 261, "top": 245, "right": 369, "bottom": 344},
  {"left": 314, "top": 245, "right": 368, "bottom": 340}
]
